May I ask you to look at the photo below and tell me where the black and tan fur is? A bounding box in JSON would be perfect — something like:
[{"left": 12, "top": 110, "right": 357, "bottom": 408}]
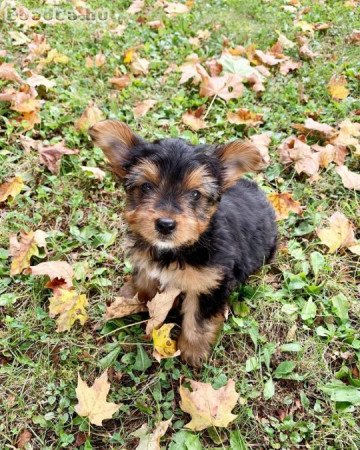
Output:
[{"left": 89, "top": 120, "right": 277, "bottom": 367}]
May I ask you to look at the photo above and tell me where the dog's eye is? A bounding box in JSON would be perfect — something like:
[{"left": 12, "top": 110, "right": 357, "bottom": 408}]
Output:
[
  {"left": 141, "top": 182, "right": 153, "bottom": 193},
  {"left": 191, "top": 190, "right": 201, "bottom": 201}
]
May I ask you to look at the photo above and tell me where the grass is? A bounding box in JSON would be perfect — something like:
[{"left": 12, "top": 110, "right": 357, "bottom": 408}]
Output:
[{"left": 0, "top": 0, "right": 360, "bottom": 448}]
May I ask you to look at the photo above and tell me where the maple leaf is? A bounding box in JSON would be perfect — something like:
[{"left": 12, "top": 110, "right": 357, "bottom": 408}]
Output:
[
  {"left": 133, "top": 99, "right": 157, "bottom": 119},
  {"left": 335, "top": 165, "right": 360, "bottom": 191},
  {"left": 0, "top": 175, "right": 24, "bottom": 203},
  {"left": 109, "top": 73, "right": 131, "bottom": 90},
  {"left": 81, "top": 166, "right": 106, "bottom": 181},
  {"left": 85, "top": 53, "right": 106, "bottom": 68},
  {"left": 164, "top": 2, "right": 189, "bottom": 15},
  {"left": 297, "top": 35, "right": 319, "bottom": 60},
  {"left": 197, "top": 65, "right": 244, "bottom": 101},
  {"left": 75, "top": 370, "right": 120, "bottom": 426},
  {"left": 130, "top": 55, "right": 150, "bottom": 75},
  {"left": 330, "top": 119, "right": 360, "bottom": 154},
  {"left": 317, "top": 212, "right": 359, "bottom": 254},
  {"left": 49, "top": 288, "right": 88, "bottom": 332},
  {"left": 38, "top": 141, "right": 78, "bottom": 174},
  {"left": 278, "top": 136, "right": 319, "bottom": 177},
  {"left": 147, "top": 20, "right": 165, "bottom": 29},
  {"left": 182, "top": 107, "right": 207, "bottom": 131},
  {"left": 178, "top": 54, "right": 202, "bottom": 84},
  {"left": 75, "top": 102, "right": 104, "bottom": 132},
  {"left": 254, "top": 49, "right": 284, "bottom": 66},
  {"left": 9, "top": 230, "right": 48, "bottom": 276},
  {"left": 26, "top": 261, "right": 74, "bottom": 291},
  {"left": 131, "top": 420, "right": 171, "bottom": 450},
  {"left": 128, "top": 0, "right": 144, "bottom": 14},
  {"left": 279, "top": 59, "right": 301, "bottom": 75},
  {"left": 227, "top": 108, "right": 263, "bottom": 127},
  {"left": 146, "top": 288, "right": 181, "bottom": 335},
  {"left": 26, "top": 73, "right": 56, "bottom": 89},
  {"left": 250, "top": 133, "right": 271, "bottom": 165},
  {"left": 328, "top": 75, "right": 349, "bottom": 101},
  {"left": 105, "top": 293, "right": 147, "bottom": 320},
  {"left": 268, "top": 192, "right": 303, "bottom": 220},
  {"left": 152, "top": 323, "right": 181, "bottom": 362},
  {"left": 311, "top": 144, "right": 347, "bottom": 168},
  {"left": 179, "top": 378, "right": 239, "bottom": 431},
  {"left": 0, "top": 63, "right": 22, "bottom": 82}
]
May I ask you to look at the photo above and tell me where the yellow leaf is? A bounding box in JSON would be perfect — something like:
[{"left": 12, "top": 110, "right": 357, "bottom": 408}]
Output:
[
  {"left": 317, "top": 212, "right": 358, "bottom": 253},
  {"left": 179, "top": 378, "right": 239, "bottom": 431},
  {"left": 328, "top": 75, "right": 349, "bottom": 100},
  {"left": 152, "top": 323, "right": 180, "bottom": 362},
  {"left": 146, "top": 288, "right": 181, "bottom": 335},
  {"left": 48, "top": 288, "right": 88, "bottom": 332},
  {"left": 0, "top": 176, "right": 24, "bottom": 203},
  {"left": 45, "top": 49, "right": 69, "bottom": 65},
  {"left": 124, "top": 48, "right": 135, "bottom": 64},
  {"left": 268, "top": 192, "right": 303, "bottom": 221},
  {"left": 9, "top": 230, "right": 48, "bottom": 275},
  {"left": 75, "top": 370, "right": 120, "bottom": 426}
]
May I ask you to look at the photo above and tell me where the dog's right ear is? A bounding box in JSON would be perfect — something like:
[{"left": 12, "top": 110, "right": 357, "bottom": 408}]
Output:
[{"left": 89, "top": 120, "right": 141, "bottom": 178}]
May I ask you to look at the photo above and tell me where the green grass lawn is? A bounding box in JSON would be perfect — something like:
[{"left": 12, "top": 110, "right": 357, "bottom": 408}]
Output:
[{"left": 1, "top": 0, "right": 360, "bottom": 448}]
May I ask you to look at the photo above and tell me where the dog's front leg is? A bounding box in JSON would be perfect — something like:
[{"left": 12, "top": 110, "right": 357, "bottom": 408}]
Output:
[{"left": 178, "top": 290, "right": 226, "bottom": 368}]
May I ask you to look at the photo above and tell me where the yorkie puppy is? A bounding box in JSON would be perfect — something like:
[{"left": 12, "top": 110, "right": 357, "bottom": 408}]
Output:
[{"left": 89, "top": 120, "right": 277, "bottom": 367}]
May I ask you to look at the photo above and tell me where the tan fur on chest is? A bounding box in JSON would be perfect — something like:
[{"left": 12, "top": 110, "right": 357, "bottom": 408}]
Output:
[{"left": 129, "top": 248, "right": 223, "bottom": 295}]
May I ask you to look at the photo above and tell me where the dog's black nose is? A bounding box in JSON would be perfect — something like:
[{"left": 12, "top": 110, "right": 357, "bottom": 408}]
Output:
[{"left": 155, "top": 218, "right": 176, "bottom": 235}]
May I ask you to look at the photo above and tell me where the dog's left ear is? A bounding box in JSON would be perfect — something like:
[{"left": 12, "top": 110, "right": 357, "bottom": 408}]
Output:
[{"left": 215, "top": 140, "right": 264, "bottom": 190}]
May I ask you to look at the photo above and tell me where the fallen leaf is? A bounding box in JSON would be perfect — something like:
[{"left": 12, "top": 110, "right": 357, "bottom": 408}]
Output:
[
  {"left": 152, "top": 323, "right": 181, "bottom": 362},
  {"left": 85, "top": 53, "right": 106, "bottom": 68},
  {"left": 81, "top": 166, "right": 106, "bottom": 181},
  {"left": 250, "top": 133, "right": 271, "bottom": 165},
  {"left": 131, "top": 420, "right": 171, "bottom": 450},
  {"left": 179, "top": 378, "right": 239, "bottom": 431},
  {"left": 109, "top": 73, "right": 131, "bottom": 90},
  {"left": 335, "top": 165, "right": 360, "bottom": 190},
  {"left": 146, "top": 288, "right": 181, "bottom": 335},
  {"left": 348, "top": 29, "right": 360, "bottom": 44},
  {"left": 75, "top": 102, "right": 104, "bottom": 132},
  {"left": 227, "top": 108, "right": 263, "bottom": 127},
  {"left": 49, "top": 288, "right": 88, "bottom": 332},
  {"left": 0, "top": 63, "right": 22, "bottom": 82},
  {"left": 179, "top": 54, "right": 202, "bottom": 84},
  {"left": 0, "top": 175, "right": 24, "bottom": 202},
  {"left": 133, "top": 99, "right": 157, "bottom": 119},
  {"left": 105, "top": 293, "right": 147, "bottom": 320},
  {"left": 110, "top": 24, "right": 127, "bottom": 36},
  {"left": 255, "top": 49, "right": 284, "bottom": 66},
  {"left": 26, "top": 261, "right": 74, "bottom": 290},
  {"left": 331, "top": 119, "right": 360, "bottom": 154},
  {"left": 75, "top": 370, "right": 120, "bottom": 426},
  {"left": 26, "top": 73, "right": 56, "bottom": 89},
  {"left": 130, "top": 55, "right": 149, "bottom": 75},
  {"left": 128, "top": 0, "right": 144, "bottom": 14},
  {"left": 9, "top": 230, "right": 48, "bottom": 275},
  {"left": 268, "top": 192, "right": 303, "bottom": 220},
  {"left": 278, "top": 136, "right": 319, "bottom": 177},
  {"left": 279, "top": 59, "right": 301, "bottom": 75},
  {"left": 312, "top": 144, "right": 347, "bottom": 167},
  {"left": 317, "top": 212, "right": 359, "bottom": 253},
  {"left": 328, "top": 75, "right": 349, "bottom": 101},
  {"left": 277, "top": 33, "right": 296, "bottom": 49},
  {"left": 294, "top": 20, "right": 315, "bottom": 34},
  {"left": 182, "top": 107, "right": 207, "bottom": 131},
  {"left": 205, "top": 58, "right": 223, "bottom": 77},
  {"left": 9, "top": 31, "right": 30, "bottom": 46},
  {"left": 297, "top": 35, "right": 318, "bottom": 60},
  {"left": 16, "top": 429, "right": 32, "bottom": 449},
  {"left": 147, "top": 20, "right": 165, "bottom": 29},
  {"left": 197, "top": 65, "right": 243, "bottom": 101},
  {"left": 38, "top": 141, "right": 78, "bottom": 174},
  {"left": 164, "top": 2, "right": 189, "bottom": 15}
]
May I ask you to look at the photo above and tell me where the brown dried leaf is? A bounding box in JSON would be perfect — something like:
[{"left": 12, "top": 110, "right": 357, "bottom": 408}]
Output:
[
  {"left": 130, "top": 56, "right": 149, "bottom": 75},
  {"left": 146, "top": 288, "right": 181, "bottom": 335},
  {"left": 179, "top": 378, "right": 239, "bottom": 431},
  {"left": 348, "top": 29, "right": 360, "bottom": 44},
  {"left": 255, "top": 49, "right": 284, "bottom": 66},
  {"left": 312, "top": 144, "right": 347, "bottom": 168},
  {"left": 335, "top": 165, "right": 360, "bottom": 190},
  {"left": 26, "top": 261, "right": 74, "bottom": 290},
  {"left": 147, "top": 20, "right": 165, "bottom": 29},
  {"left": 197, "top": 65, "right": 243, "bottom": 101},
  {"left": 250, "top": 133, "right": 271, "bottom": 165},
  {"left": 85, "top": 53, "right": 106, "bottom": 68},
  {"left": 164, "top": 2, "right": 189, "bottom": 15},
  {"left": 182, "top": 107, "right": 207, "bottom": 131},
  {"left": 38, "top": 141, "right": 78, "bottom": 174},
  {"left": 26, "top": 73, "right": 56, "bottom": 89},
  {"left": 0, "top": 175, "right": 24, "bottom": 203},
  {"left": 75, "top": 102, "right": 105, "bottom": 132},
  {"left": 9, "top": 230, "right": 48, "bottom": 275},
  {"left": 179, "top": 54, "right": 202, "bottom": 84},
  {"left": 131, "top": 419, "right": 171, "bottom": 450},
  {"left": 294, "top": 118, "right": 335, "bottom": 137},
  {"left": 331, "top": 119, "right": 360, "bottom": 154},
  {"left": 105, "top": 293, "right": 147, "bottom": 320},
  {"left": 297, "top": 35, "right": 318, "bottom": 60},
  {"left": 268, "top": 192, "right": 303, "bottom": 220},
  {"left": 109, "top": 73, "right": 131, "bottom": 90},
  {"left": 128, "top": 0, "right": 144, "bottom": 14},
  {"left": 81, "top": 166, "right": 106, "bottom": 180},
  {"left": 133, "top": 99, "right": 157, "bottom": 119},
  {"left": 16, "top": 429, "right": 32, "bottom": 449},
  {"left": 75, "top": 370, "right": 120, "bottom": 426},
  {"left": 278, "top": 136, "right": 319, "bottom": 176},
  {"left": 0, "top": 63, "right": 22, "bottom": 82},
  {"left": 317, "top": 212, "right": 359, "bottom": 253},
  {"left": 279, "top": 59, "right": 301, "bottom": 75},
  {"left": 227, "top": 108, "right": 263, "bottom": 127}
]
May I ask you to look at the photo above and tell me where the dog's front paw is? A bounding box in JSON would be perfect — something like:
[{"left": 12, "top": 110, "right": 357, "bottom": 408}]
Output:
[{"left": 177, "top": 332, "right": 210, "bottom": 368}]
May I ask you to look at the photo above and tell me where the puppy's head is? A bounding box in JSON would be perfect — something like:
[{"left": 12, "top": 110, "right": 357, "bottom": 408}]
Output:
[{"left": 89, "top": 120, "right": 263, "bottom": 250}]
